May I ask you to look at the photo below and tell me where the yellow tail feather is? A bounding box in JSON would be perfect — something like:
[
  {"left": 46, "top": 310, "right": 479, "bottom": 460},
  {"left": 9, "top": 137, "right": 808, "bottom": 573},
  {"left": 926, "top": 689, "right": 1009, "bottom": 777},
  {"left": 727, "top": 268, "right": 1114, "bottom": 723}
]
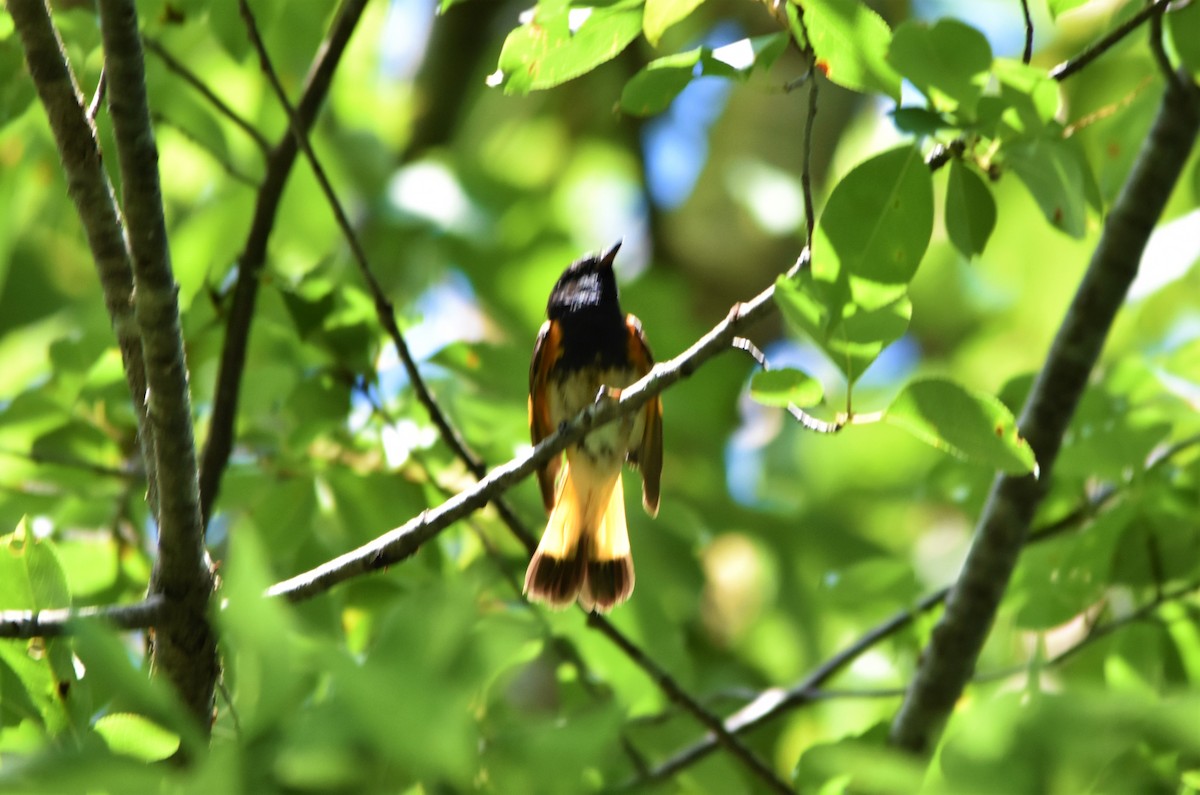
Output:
[{"left": 524, "top": 459, "right": 634, "bottom": 612}]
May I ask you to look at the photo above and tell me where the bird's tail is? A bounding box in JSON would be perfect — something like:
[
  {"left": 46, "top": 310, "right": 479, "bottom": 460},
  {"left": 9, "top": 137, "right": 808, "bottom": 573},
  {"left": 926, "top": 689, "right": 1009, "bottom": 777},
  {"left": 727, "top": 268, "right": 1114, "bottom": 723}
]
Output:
[{"left": 524, "top": 459, "right": 634, "bottom": 612}]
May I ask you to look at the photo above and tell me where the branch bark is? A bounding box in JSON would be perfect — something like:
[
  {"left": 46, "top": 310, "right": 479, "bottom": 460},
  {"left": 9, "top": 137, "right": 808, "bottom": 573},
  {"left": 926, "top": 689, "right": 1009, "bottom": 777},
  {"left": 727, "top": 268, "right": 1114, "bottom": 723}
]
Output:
[
  {"left": 0, "top": 598, "right": 165, "bottom": 640},
  {"left": 97, "top": 0, "right": 216, "bottom": 730},
  {"left": 8, "top": 0, "right": 157, "bottom": 512},
  {"left": 198, "top": 0, "right": 368, "bottom": 526},
  {"left": 888, "top": 73, "right": 1200, "bottom": 754}
]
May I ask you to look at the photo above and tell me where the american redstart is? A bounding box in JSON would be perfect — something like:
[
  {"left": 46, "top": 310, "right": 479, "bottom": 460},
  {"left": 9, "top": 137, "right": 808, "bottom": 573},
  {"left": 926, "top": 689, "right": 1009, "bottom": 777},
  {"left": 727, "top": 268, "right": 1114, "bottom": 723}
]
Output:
[{"left": 524, "top": 242, "right": 663, "bottom": 612}]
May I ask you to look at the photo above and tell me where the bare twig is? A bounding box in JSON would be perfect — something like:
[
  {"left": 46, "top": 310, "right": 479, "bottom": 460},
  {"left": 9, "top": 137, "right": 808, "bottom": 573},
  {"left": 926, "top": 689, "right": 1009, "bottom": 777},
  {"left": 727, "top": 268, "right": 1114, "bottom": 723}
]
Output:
[
  {"left": 87, "top": 66, "right": 107, "bottom": 121},
  {"left": 1019, "top": 0, "right": 1034, "bottom": 64},
  {"left": 199, "top": 0, "right": 369, "bottom": 526},
  {"left": 731, "top": 337, "right": 842, "bottom": 433},
  {"left": 143, "top": 36, "right": 271, "bottom": 154},
  {"left": 0, "top": 597, "right": 165, "bottom": 639},
  {"left": 97, "top": 0, "right": 216, "bottom": 728},
  {"left": 1049, "top": 0, "right": 1173, "bottom": 81},
  {"left": 889, "top": 72, "right": 1200, "bottom": 755}
]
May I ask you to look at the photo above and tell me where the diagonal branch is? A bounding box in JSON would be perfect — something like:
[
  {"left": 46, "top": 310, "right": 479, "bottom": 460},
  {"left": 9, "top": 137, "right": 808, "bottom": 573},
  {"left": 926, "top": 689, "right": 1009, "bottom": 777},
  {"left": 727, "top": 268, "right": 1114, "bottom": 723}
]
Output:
[
  {"left": 1049, "top": 0, "right": 1173, "bottom": 80},
  {"left": 198, "top": 0, "right": 368, "bottom": 526},
  {"left": 97, "top": 0, "right": 216, "bottom": 729},
  {"left": 888, "top": 72, "right": 1200, "bottom": 755},
  {"left": 8, "top": 0, "right": 158, "bottom": 515}
]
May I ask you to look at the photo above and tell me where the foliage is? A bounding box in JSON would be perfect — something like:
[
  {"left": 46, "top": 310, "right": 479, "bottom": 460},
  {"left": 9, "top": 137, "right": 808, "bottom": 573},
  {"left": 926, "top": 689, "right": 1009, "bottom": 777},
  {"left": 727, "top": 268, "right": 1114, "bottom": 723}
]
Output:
[{"left": 2, "top": 0, "right": 1200, "bottom": 792}]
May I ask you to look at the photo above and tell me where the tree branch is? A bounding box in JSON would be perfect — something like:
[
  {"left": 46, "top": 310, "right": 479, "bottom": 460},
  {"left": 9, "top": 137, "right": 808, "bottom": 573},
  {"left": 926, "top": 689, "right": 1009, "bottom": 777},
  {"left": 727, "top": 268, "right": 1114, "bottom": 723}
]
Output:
[
  {"left": 0, "top": 597, "right": 165, "bottom": 640},
  {"left": 8, "top": 0, "right": 157, "bottom": 515},
  {"left": 97, "top": 0, "right": 216, "bottom": 729},
  {"left": 1049, "top": 0, "right": 1173, "bottom": 81},
  {"left": 198, "top": 0, "right": 368, "bottom": 526},
  {"left": 888, "top": 72, "right": 1200, "bottom": 755}
]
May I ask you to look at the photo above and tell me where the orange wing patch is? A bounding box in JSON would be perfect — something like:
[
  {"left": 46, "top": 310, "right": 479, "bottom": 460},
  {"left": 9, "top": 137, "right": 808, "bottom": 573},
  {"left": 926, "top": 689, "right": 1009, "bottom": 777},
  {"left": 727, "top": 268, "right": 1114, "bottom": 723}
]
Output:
[
  {"left": 529, "top": 319, "right": 563, "bottom": 513},
  {"left": 625, "top": 314, "right": 662, "bottom": 516}
]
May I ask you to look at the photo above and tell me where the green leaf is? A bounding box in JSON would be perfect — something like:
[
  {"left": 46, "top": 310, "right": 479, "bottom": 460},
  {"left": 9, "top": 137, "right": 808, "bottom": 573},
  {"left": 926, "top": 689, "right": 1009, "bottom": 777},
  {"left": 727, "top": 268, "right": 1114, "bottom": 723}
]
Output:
[
  {"left": 775, "top": 272, "right": 912, "bottom": 385},
  {"left": 1006, "top": 133, "right": 1093, "bottom": 238},
  {"left": 800, "top": 0, "right": 901, "bottom": 100},
  {"left": 0, "top": 37, "right": 36, "bottom": 131},
  {"left": 891, "top": 107, "right": 955, "bottom": 135},
  {"left": 884, "top": 377, "right": 1038, "bottom": 474},
  {"left": 0, "top": 518, "right": 71, "bottom": 610},
  {"left": 495, "top": 0, "right": 643, "bottom": 94},
  {"left": 643, "top": 0, "right": 704, "bottom": 47},
  {"left": 887, "top": 19, "right": 992, "bottom": 116},
  {"left": 620, "top": 35, "right": 787, "bottom": 116},
  {"left": 94, "top": 713, "right": 181, "bottom": 762},
  {"left": 749, "top": 368, "right": 824, "bottom": 408},
  {"left": 620, "top": 50, "right": 703, "bottom": 117},
  {"left": 816, "top": 145, "right": 934, "bottom": 285},
  {"left": 1167, "top": 0, "right": 1200, "bottom": 76},
  {"left": 945, "top": 160, "right": 996, "bottom": 258},
  {"left": 992, "top": 59, "right": 1060, "bottom": 135}
]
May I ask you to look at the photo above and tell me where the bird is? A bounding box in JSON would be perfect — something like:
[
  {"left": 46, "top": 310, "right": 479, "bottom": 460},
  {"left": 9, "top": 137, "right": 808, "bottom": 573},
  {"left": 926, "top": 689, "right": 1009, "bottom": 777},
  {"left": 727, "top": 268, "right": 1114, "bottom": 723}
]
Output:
[{"left": 524, "top": 242, "right": 663, "bottom": 612}]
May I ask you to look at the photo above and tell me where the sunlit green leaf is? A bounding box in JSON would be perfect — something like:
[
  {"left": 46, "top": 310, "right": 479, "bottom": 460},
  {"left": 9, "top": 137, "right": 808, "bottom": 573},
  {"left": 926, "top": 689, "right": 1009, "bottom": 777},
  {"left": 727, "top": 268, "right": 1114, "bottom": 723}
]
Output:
[
  {"left": 817, "top": 145, "right": 934, "bottom": 285},
  {"left": 1047, "top": 0, "right": 1093, "bottom": 19},
  {"left": 1006, "top": 132, "right": 1096, "bottom": 238},
  {"left": 799, "top": 0, "right": 901, "bottom": 99},
  {"left": 884, "top": 377, "right": 1038, "bottom": 473},
  {"left": 643, "top": 0, "right": 704, "bottom": 46},
  {"left": 749, "top": 368, "right": 824, "bottom": 408},
  {"left": 888, "top": 18, "right": 992, "bottom": 116},
  {"left": 775, "top": 272, "right": 912, "bottom": 384},
  {"left": 94, "top": 713, "right": 180, "bottom": 762},
  {"left": 945, "top": 160, "right": 996, "bottom": 258},
  {"left": 496, "top": 0, "right": 643, "bottom": 94}
]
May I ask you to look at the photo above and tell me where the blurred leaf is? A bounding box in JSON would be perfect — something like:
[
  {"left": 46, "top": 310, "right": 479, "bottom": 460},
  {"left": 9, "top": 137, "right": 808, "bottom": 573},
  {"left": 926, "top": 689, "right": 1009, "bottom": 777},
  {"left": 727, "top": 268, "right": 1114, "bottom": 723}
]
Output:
[
  {"left": 93, "top": 713, "right": 180, "bottom": 762},
  {"left": 888, "top": 18, "right": 992, "bottom": 116},
  {"left": 890, "top": 106, "right": 955, "bottom": 135},
  {"left": 1048, "top": 0, "right": 1092, "bottom": 18},
  {"left": 945, "top": 159, "right": 997, "bottom": 258},
  {"left": 0, "top": 518, "right": 71, "bottom": 610},
  {"left": 817, "top": 145, "right": 934, "bottom": 285},
  {"left": 801, "top": 0, "right": 902, "bottom": 100},
  {"left": 750, "top": 368, "right": 824, "bottom": 408},
  {"left": 620, "top": 34, "right": 788, "bottom": 116},
  {"left": 0, "top": 39, "right": 36, "bottom": 131},
  {"left": 1006, "top": 133, "right": 1094, "bottom": 238},
  {"left": 643, "top": 0, "right": 704, "bottom": 46},
  {"left": 820, "top": 558, "right": 921, "bottom": 609},
  {"left": 884, "top": 377, "right": 1038, "bottom": 473},
  {"left": 497, "top": 0, "right": 643, "bottom": 94},
  {"left": 1167, "top": 0, "right": 1200, "bottom": 76}
]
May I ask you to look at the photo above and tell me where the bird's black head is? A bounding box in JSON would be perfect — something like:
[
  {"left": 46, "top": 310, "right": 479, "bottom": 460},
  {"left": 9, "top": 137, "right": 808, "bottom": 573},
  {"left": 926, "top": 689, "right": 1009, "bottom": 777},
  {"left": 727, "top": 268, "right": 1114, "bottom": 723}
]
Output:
[{"left": 547, "top": 242, "right": 623, "bottom": 321}]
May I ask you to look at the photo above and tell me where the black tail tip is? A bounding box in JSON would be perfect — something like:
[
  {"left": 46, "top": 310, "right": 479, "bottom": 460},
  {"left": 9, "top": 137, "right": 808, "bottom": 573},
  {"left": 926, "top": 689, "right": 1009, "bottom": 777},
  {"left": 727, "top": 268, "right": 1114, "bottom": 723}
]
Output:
[
  {"left": 524, "top": 552, "right": 586, "bottom": 608},
  {"left": 581, "top": 557, "right": 634, "bottom": 613}
]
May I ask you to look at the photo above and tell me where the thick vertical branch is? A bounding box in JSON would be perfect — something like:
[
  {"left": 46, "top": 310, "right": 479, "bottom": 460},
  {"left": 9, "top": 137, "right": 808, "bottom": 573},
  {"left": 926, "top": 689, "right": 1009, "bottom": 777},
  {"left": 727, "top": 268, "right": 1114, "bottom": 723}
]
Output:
[
  {"left": 8, "top": 0, "right": 157, "bottom": 511},
  {"left": 97, "top": 0, "right": 216, "bottom": 729},
  {"left": 198, "top": 0, "right": 368, "bottom": 525},
  {"left": 889, "top": 74, "right": 1200, "bottom": 754}
]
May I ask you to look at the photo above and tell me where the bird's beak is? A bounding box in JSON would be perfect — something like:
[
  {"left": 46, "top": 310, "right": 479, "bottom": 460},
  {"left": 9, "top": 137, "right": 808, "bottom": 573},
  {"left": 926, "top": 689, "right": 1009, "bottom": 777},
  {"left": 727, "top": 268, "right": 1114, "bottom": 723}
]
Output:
[{"left": 599, "top": 240, "right": 622, "bottom": 268}]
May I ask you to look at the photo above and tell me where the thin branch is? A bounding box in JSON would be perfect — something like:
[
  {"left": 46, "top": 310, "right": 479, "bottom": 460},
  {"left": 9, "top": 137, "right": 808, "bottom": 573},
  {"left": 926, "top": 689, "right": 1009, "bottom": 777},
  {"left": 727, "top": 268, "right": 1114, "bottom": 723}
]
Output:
[
  {"left": 1049, "top": 0, "right": 1173, "bottom": 81},
  {"left": 796, "top": 4, "right": 818, "bottom": 252},
  {"left": 87, "top": 66, "right": 107, "bottom": 121},
  {"left": 1148, "top": 2, "right": 1183, "bottom": 91},
  {"left": 198, "top": 0, "right": 369, "bottom": 526},
  {"left": 587, "top": 613, "right": 794, "bottom": 794},
  {"left": 889, "top": 72, "right": 1200, "bottom": 755},
  {"left": 0, "top": 597, "right": 165, "bottom": 639},
  {"left": 143, "top": 36, "right": 271, "bottom": 154},
  {"left": 1019, "top": 0, "right": 1034, "bottom": 65},
  {"left": 97, "top": 0, "right": 215, "bottom": 728},
  {"left": 8, "top": 0, "right": 157, "bottom": 517}
]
